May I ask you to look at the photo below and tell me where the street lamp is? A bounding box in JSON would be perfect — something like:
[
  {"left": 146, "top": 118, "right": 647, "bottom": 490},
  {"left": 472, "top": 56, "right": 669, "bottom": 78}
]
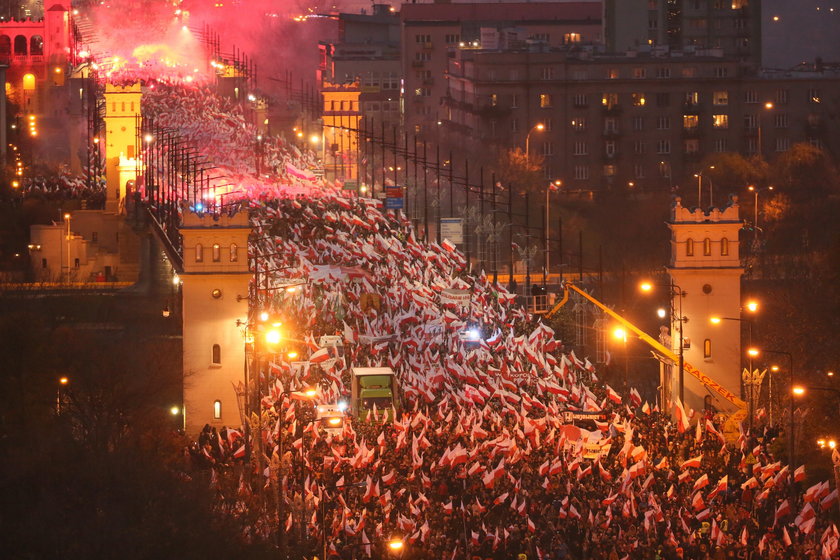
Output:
[
  {"left": 752, "top": 349, "right": 794, "bottom": 467},
  {"left": 57, "top": 376, "right": 69, "bottom": 414},
  {"left": 747, "top": 184, "right": 774, "bottom": 244},
  {"left": 525, "top": 123, "right": 545, "bottom": 160},
  {"left": 693, "top": 165, "right": 715, "bottom": 208},
  {"left": 757, "top": 101, "right": 774, "bottom": 159},
  {"left": 640, "top": 280, "right": 686, "bottom": 403},
  {"left": 64, "top": 212, "right": 71, "bottom": 282},
  {"left": 544, "top": 179, "right": 562, "bottom": 285}
]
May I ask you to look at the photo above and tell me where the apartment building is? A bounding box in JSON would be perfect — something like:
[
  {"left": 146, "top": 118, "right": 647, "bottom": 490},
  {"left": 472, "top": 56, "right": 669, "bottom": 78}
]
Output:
[
  {"left": 401, "top": 1, "right": 603, "bottom": 136},
  {"left": 444, "top": 46, "right": 840, "bottom": 191}
]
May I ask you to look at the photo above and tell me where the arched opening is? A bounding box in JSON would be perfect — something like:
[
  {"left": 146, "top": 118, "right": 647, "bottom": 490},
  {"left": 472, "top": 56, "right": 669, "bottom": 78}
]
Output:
[
  {"left": 686, "top": 238, "right": 695, "bottom": 257},
  {"left": 211, "top": 344, "right": 221, "bottom": 365},
  {"left": 13, "top": 35, "right": 27, "bottom": 56},
  {"left": 213, "top": 400, "right": 222, "bottom": 419},
  {"left": 29, "top": 35, "right": 43, "bottom": 56},
  {"left": 22, "top": 73, "right": 35, "bottom": 91},
  {"left": 195, "top": 243, "right": 203, "bottom": 262},
  {"left": 703, "top": 238, "right": 712, "bottom": 256},
  {"left": 0, "top": 36, "right": 11, "bottom": 56},
  {"left": 212, "top": 243, "right": 221, "bottom": 262},
  {"left": 720, "top": 237, "right": 729, "bottom": 256},
  {"left": 230, "top": 243, "right": 238, "bottom": 262}
]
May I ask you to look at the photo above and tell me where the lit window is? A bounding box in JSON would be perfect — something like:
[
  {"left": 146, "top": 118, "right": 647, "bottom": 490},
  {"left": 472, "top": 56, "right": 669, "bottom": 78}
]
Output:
[
  {"left": 195, "top": 243, "right": 204, "bottom": 263},
  {"left": 632, "top": 93, "right": 646, "bottom": 107},
  {"left": 713, "top": 91, "right": 729, "bottom": 105},
  {"left": 704, "top": 339, "right": 712, "bottom": 359},
  {"left": 230, "top": 243, "right": 238, "bottom": 262},
  {"left": 213, "top": 400, "right": 222, "bottom": 419},
  {"left": 721, "top": 238, "right": 729, "bottom": 256},
  {"left": 686, "top": 238, "right": 695, "bottom": 256},
  {"left": 704, "top": 238, "right": 711, "bottom": 256},
  {"left": 539, "top": 94, "right": 552, "bottom": 108},
  {"left": 212, "top": 244, "right": 221, "bottom": 262},
  {"left": 212, "top": 344, "right": 221, "bottom": 365},
  {"left": 683, "top": 115, "right": 699, "bottom": 129},
  {"left": 712, "top": 114, "right": 729, "bottom": 129}
]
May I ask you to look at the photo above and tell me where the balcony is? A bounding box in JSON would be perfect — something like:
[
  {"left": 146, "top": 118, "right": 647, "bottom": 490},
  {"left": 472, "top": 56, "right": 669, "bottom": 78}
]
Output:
[{"left": 602, "top": 104, "right": 622, "bottom": 115}]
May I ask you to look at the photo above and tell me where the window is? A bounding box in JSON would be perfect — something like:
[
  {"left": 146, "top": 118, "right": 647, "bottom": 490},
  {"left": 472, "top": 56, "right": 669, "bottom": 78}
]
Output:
[
  {"left": 634, "top": 163, "right": 645, "bottom": 178},
  {"left": 511, "top": 94, "right": 519, "bottom": 108},
  {"left": 746, "top": 138, "right": 757, "bottom": 154},
  {"left": 657, "top": 116, "right": 671, "bottom": 130},
  {"left": 744, "top": 114, "right": 758, "bottom": 130},
  {"left": 414, "top": 52, "right": 431, "bottom": 62},
  {"left": 634, "top": 140, "right": 645, "bottom": 154},
  {"left": 604, "top": 164, "right": 617, "bottom": 176},
  {"left": 659, "top": 161, "right": 671, "bottom": 178},
  {"left": 713, "top": 66, "right": 728, "bottom": 78},
  {"left": 212, "top": 243, "right": 221, "bottom": 262},
  {"left": 649, "top": 14, "right": 659, "bottom": 29},
  {"left": 602, "top": 93, "right": 619, "bottom": 108},
  {"left": 531, "top": 32, "right": 550, "bottom": 42},
  {"left": 574, "top": 141, "right": 588, "bottom": 155},
  {"left": 230, "top": 244, "right": 238, "bottom": 262},
  {"left": 490, "top": 93, "right": 498, "bottom": 106},
  {"left": 704, "top": 339, "right": 712, "bottom": 359},
  {"left": 539, "top": 93, "right": 552, "bottom": 108},
  {"left": 656, "top": 93, "right": 670, "bottom": 107},
  {"left": 656, "top": 67, "right": 671, "bottom": 79},
  {"left": 571, "top": 117, "right": 586, "bottom": 131},
  {"left": 682, "top": 67, "right": 698, "bottom": 78},
  {"left": 774, "top": 113, "right": 789, "bottom": 129},
  {"left": 703, "top": 238, "right": 712, "bottom": 256},
  {"left": 686, "top": 238, "right": 695, "bottom": 256},
  {"left": 605, "top": 141, "right": 616, "bottom": 157},
  {"left": 212, "top": 344, "right": 221, "bottom": 365},
  {"left": 712, "top": 114, "right": 729, "bottom": 129},
  {"left": 685, "top": 139, "right": 700, "bottom": 154},
  {"left": 633, "top": 116, "right": 644, "bottom": 131},
  {"left": 445, "top": 34, "right": 460, "bottom": 44},
  {"left": 572, "top": 70, "right": 588, "bottom": 80},
  {"left": 714, "top": 139, "right": 728, "bottom": 152},
  {"left": 633, "top": 67, "right": 646, "bottom": 79},
  {"left": 683, "top": 115, "right": 699, "bottom": 129},
  {"left": 195, "top": 243, "right": 204, "bottom": 263},
  {"left": 415, "top": 34, "right": 432, "bottom": 44},
  {"left": 685, "top": 91, "right": 699, "bottom": 105},
  {"left": 541, "top": 67, "right": 553, "bottom": 80},
  {"left": 42, "top": 258, "right": 47, "bottom": 269},
  {"left": 574, "top": 165, "right": 589, "bottom": 180},
  {"left": 511, "top": 118, "right": 519, "bottom": 132},
  {"left": 721, "top": 238, "right": 729, "bottom": 256},
  {"left": 632, "top": 93, "right": 646, "bottom": 107},
  {"left": 713, "top": 91, "right": 728, "bottom": 105},
  {"left": 775, "top": 138, "right": 790, "bottom": 152},
  {"left": 544, "top": 118, "right": 553, "bottom": 132},
  {"left": 542, "top": 142, "right": 554, "bottom": 156},
  {"left": 776, "top": 89, "right": 789, "bottom": 105},
  {"left": 604, "top": 118, "right": 618, "bottom": 134},
  {"left": 657, "top": 139, "right": 671, "bottom": 154},
  {"left": 564, "top": 32, "right": 581, "bottom": 43},
  {"left": 573, "top": 93, "right": 587, "bottom": 107},
  {"left": 808, "top": 88, "right": 821, "bottom": 104},
  {"left": 213, "top": 400, "right": 222, "bottom": 420},
  {"left": 744, "top": 89, "right": 758, "bottom": 104}
]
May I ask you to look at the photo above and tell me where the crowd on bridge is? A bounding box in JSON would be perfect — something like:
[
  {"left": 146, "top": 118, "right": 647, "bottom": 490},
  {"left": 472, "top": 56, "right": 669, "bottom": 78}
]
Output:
[{"left": 189, "top": 190, "right": 840, "bottom": 560}]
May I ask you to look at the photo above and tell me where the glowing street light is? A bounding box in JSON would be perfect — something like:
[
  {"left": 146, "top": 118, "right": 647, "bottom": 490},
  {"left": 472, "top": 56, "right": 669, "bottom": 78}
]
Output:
[
  {"left": 387, "top": 538, "right": 405, "bottom": 551},
  {"left": 170, "top": 406, "right": 180, "bottom": 415},
  {"left": 265, "top": 328, "right": 282, "bottom": 345}
]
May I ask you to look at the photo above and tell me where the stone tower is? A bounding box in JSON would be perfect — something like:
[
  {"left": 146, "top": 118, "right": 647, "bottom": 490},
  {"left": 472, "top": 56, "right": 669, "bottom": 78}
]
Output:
[
  {"left": 104, "top": 83, "right": 141, "bottom": 213},
  {"left": 180, "top": 210, "right": 250, "bottom": 434},
  {"left": 667, "top": 196, "right": 744, "bottom": 413}
]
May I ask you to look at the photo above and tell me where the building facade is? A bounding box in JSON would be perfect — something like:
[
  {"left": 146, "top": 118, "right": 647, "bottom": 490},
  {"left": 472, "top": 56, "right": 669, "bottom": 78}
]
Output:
[
  {"left": 401, "top": 1, "right": 603, "bottom": 136},
  {"left": 444, "top": 46, "right": 840, "bottom": 191}
]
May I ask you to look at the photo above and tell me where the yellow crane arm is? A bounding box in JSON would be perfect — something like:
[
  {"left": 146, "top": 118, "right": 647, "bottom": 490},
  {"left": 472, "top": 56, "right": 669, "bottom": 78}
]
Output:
[{"left": 549, "top": 281, "right": 746, "bottom": 413}]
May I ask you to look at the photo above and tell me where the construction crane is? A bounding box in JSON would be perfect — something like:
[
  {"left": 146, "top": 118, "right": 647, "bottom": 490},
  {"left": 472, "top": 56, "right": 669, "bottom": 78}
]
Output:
[{"left": 546, "top": 280, "right": 747, "bottom": 439}]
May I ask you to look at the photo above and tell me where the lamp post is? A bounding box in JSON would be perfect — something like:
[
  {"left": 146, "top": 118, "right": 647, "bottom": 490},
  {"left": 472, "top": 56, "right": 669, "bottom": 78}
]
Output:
[
  {"left": 640, "top": 280, "right": 686, "bottom": 404},
  {"left": 64, "top": 212, "right": 71, "bottom": 282},
  {"left": 57, "top": 376, "right": 68, "bottom": 414},
  {"left": 613, "top": 327, "right": 629, "bottom": 390},
  {"left": 544, "top": 179, "right": 561, "bottom": 286},
  {"left": 753, "top": 348, "right": 794, "bottom": 463},
  {"left": 693, "top": 165, "right": 715, "bottom": 207},
  {"left": 747, "top": 185, "right": 774, "bottom": 245},
  {"left": 757, "top": 101, "right": 774, "bottom": 159},
  {"left": 524, "top": 123, "right": 545, "bottom": 160}
]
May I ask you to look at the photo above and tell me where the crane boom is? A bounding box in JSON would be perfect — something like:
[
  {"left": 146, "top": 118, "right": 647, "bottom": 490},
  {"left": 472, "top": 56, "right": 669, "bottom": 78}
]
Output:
[{"left": 546, "top": 281, "right": 747, "bottom": 414}]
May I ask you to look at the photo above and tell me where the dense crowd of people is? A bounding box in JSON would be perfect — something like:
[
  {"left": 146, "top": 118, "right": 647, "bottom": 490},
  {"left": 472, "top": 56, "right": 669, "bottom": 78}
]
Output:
[{"left": 54, "top": 68, "right": 838, "bottom": 558}]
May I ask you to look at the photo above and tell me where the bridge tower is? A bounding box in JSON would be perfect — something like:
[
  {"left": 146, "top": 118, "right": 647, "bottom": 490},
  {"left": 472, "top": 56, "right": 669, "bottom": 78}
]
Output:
[
  {"left": 104, "top": 83, "right": 141, "bottom": 213},
  {"left": 666, "top": 196, "right": 744, "bottom": 413},
  {"left": 179, "top": 210, "right": 250, "bottom": 435}
]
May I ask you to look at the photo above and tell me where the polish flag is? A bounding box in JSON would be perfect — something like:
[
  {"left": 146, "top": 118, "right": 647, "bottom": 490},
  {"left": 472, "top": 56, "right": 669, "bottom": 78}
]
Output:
[
  {"left": 680, "top": 454, "right": 703, "bottom": 470},
  {"left": 674, "top": 398, "right": 690, "bottom": 433},
  {"left": 696, "top": 508, "right": 711, "bottom": 521},
  {"left": 774, "top": 499, "right": 791, "bottom": 523},
  {"left": 783, "top": 527, "right": 792, "bottom": 546},
  {"left": 527, "top": 517, "right": 536, "bottom": 533},
  {"left": 309, "top": 348, "right": 330, "bottom": 364},
  {"left": 692, "top": 492, "right": 705, "bottom": 511},
  {"left": 641, "top": 402, "right": 651, "bottom": 415},
  {"left": 820, "top": 489, "right": 838, "bottom": 511},
  {"left": 606, "top": 385, "right": 622, "bottom": 404},
  {"left": 693, "top": 474, "right": 710, "bottom": 491},
  {"left": 794, "top": 465, "right": 806, "bottom": 482},
  {"left": 441, "top": 239, "right": 457, "bottom": 252},
  {"left": 382, "top": 469, "right": 397, "bottom": 485}
]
